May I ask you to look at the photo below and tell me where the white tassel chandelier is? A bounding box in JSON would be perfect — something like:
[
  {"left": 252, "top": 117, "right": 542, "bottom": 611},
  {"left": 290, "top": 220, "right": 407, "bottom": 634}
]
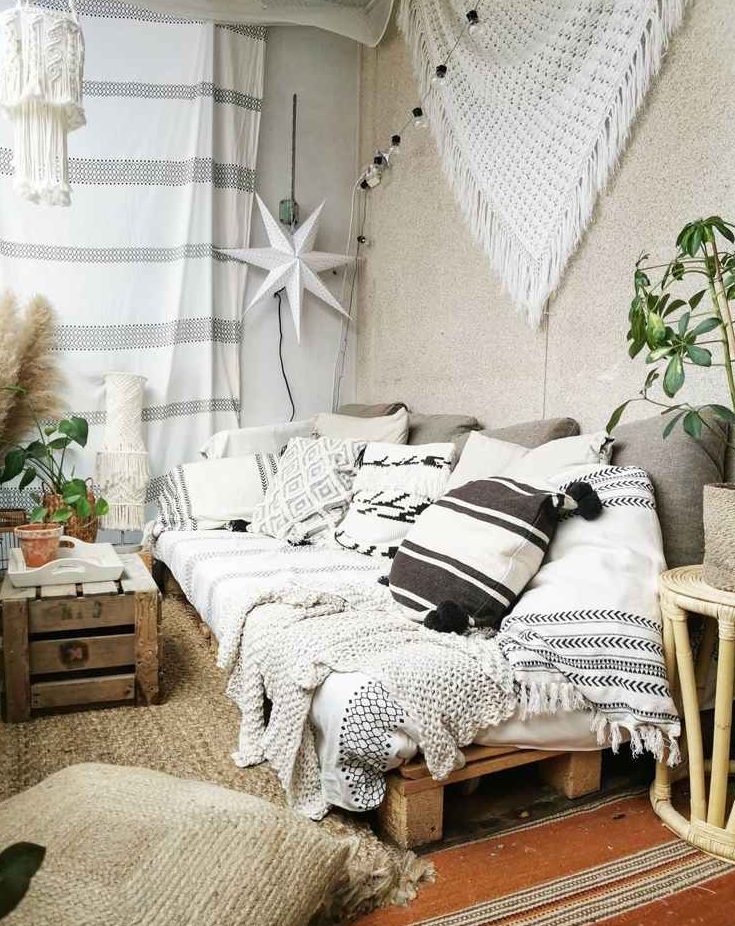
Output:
[{"left": 0, "top": 0, "right": 85, "bottom": 206}]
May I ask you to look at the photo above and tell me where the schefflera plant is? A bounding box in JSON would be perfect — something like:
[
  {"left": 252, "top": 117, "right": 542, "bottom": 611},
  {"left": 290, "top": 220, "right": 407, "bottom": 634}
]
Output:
[{"left": 608, "top": 216, "right": 735, "bottom": 443}]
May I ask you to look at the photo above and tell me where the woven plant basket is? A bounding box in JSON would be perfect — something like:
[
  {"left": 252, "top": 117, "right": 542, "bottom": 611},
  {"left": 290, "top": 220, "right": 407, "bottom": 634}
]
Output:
[
  {"left": 703, "top": 483, "right": 735, "bottom": 592},
  {"left": 43, "top": 480, "right": 99, "bottom": 544}
]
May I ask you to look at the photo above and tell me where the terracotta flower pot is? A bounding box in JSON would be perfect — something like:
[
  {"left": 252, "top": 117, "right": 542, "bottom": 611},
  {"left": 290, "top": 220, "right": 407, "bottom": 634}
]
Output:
[
  {"left": 703, "top": 483, "right": 735, "bottom": 591},
  {"left": 43, "top": 483, "right": 99, "bottom": 544},
  {"left": 15, "top": 523, "right": 63, "bottom": 568}
]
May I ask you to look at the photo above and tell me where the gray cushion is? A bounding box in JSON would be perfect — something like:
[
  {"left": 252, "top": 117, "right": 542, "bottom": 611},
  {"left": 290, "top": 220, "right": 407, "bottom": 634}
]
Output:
[
  {"left": 407, "top": 413, "right": 481, "bottom": 450},
  {"left": 612, "top": 414, "right": 727, "bottom": 568},
  {"left": 480, "top": 417, "right": 580, "bottom": 448},
  {"left": 337, "top": 402, "right": 407, "bottom": 418}
]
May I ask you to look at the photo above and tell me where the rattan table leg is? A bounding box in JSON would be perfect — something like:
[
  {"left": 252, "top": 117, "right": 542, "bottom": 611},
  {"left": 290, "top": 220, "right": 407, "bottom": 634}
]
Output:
[
  {"left": 708, "top": 610, "right": 735, "bottom": 827},
  {"left": 654, "top": 600, "right": 678, "bottom": 800}
]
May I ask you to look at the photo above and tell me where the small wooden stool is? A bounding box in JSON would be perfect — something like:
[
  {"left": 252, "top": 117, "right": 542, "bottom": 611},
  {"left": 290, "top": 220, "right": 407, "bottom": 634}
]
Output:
[
  {"left": 1, "top": 553, "right": 161, "bottom": 721},
  {"left": 651, "top": 565, "right": 735, "bottom": 862}
]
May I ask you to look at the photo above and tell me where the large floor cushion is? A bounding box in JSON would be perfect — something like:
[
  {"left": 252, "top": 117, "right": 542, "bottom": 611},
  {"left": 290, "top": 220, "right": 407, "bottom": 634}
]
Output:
[{"left": 0, "top": 764, "right": 348, "bottom": 926}]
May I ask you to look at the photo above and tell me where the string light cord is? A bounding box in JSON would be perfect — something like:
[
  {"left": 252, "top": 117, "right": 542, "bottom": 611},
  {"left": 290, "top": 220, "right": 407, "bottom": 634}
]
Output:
[
  {"left": 275, "top": 289, "right": 296, "bottom": 422},
  {"left": 332, "top": 189, "right": 367, "bottom": 408}
]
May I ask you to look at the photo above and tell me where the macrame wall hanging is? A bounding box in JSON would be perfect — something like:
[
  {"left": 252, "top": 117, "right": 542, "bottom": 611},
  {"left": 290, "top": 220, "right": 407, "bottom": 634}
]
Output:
[
  {"left": 397, "top": 0, "right": 689, "bottom": 326},
  {"left": 0, "top": 0, "right": 85, "bottom": 206},
  {"left": 96, "top": 373, "right": 150, "bottom": 533}
]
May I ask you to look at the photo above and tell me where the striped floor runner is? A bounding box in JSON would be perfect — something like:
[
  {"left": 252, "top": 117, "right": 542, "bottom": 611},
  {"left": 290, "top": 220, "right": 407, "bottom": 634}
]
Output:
[{"left": 357, "top": 791, "right": 735, "bottom": 926}]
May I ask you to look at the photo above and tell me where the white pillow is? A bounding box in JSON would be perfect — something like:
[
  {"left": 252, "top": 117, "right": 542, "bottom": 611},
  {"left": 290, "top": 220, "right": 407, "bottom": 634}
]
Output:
[
  {"left": 335, "top": 442, "right": 455, "bottom": 558},
  {"left": 447, "top": 430, "right": 613, "bottom": 490},
  {"left": 156, "top": 455, "right": 279, "bottom": 531},
  {"left": 200, "top": 418, "right": 315, "bottom": 459},
  {"left": 249, "top": 437, "right": 364, "bottom": 543},
  {"left": 313, "top": 408, "right": 409, "bottom": 444}
]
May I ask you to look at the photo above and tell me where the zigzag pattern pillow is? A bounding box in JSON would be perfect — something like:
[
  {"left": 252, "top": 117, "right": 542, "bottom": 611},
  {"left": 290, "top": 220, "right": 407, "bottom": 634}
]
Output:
[
  {"left": 249, "top": 437, "right": 364, "bottom": 543},
  {"left": 335, "top": 442, "right": 455, "bottom": 557},
  {"left": 389, "top": 477, "right": 566, "bottom": 626}
]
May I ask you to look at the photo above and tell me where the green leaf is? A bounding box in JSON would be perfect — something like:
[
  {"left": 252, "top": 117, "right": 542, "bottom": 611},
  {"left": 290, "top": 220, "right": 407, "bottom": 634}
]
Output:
[
  {"left": 646, "top": 346, "right": 674, "bottom": 363},
  {"left": 29, "top": 506, "right": 47, "bottom": 523},
  {"left": 75, "top": 496, "right": 91, "bottom": 519},
  {"left": 685, "top": 344, "right": 712, "bottom": 366},
  {"left": 663, "top": 410, "right": 686, "bottom": 439},
  {"left": 688, "top": 225, "right": 705, "bottom": 256},
  {"left": 678, "top": 311, "right": 690, "bottom": 336},
  {"left": 58, "top": 416, "right": 89, "bottom": 448},
  {"left": 0, "top": 449, "right": 25, "bottom": 483},
  {"left": 646, "top": 312, "right": 666, "bottom": 348},
  {"left": 49, "top": 509, "right": 72, "bottom": 523},
  {"left": 62, "top": 494, "right": 82, "bottom": 505},
  {"left": 18, "top": 467, "right": 36, "bottom": 491},
  {"left": 671, "top": 261, "right": 685, "bottom": 281},
  {"left": 634, "top": 269, "right": 650, "bottom": 291},
  {"left": 692, "top": 316, "right": 721, "bottom": 337},
  {"left": 95, "top": 498, "right": 109, "bottom": 517},
  {"left": 46, "top": 437, "right": 71, "bottom": 451},
  {"left": 683, "top": 411, "right": 703, "bottom": 439},
  {"left": 662, "top": 298, "right": 687, "bottom": 318},
  {"left": 707, "top": 404, "right": 735, "bottom": 424},
  {"left": 43, "top": 425, "right": 57, "bottom": 436},
  {"left": 606, "top": 401, "right": 631, "bottom": 433},
  {"left": 689, "top": 289, "right": 707, "bottom": 310},
  {"left": 62, "top": 479, "right": 87, "bottom": 500},
  {"left": 644, "top": 369, "right": 660, "bottom": 390},
  {"left": 663, "top": 354, "right": 685, "bottom": 397},
  {"left": 0, "top": 842, "right": 46, "bottom": 919}
]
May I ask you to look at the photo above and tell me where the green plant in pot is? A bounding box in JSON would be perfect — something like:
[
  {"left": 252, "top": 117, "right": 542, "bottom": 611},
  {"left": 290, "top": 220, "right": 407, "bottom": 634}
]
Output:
[
  {"left": 608, "top": 215, "right": 735, "bottom": 590},
  {"left": 0, "top": 396, "right": 108, "bottom": 565}
]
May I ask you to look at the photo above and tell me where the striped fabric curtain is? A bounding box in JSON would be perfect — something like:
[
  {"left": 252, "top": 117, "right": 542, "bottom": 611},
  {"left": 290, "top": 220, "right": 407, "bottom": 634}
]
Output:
[{"left": 0, "top": 0, "right": 265, "bottom": 504}]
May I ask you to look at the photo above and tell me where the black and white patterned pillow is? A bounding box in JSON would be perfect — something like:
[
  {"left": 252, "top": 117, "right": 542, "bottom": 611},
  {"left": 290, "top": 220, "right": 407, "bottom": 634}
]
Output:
[
  {"left": 156, "top": 454, "right": 279, "bottom": 532},
  {"left": 334, "top": 442, "right": 455, "bottom": 558},
  {"left": 388, "top": 477, "right": 566, "bottom": 626}
]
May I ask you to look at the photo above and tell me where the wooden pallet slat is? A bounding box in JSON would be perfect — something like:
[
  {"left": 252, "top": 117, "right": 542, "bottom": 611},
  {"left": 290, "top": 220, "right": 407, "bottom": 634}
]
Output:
[
  {"left": 31, "top": 673, "right": 135, "bottom": 709},
  {"left": 30, "top": 633, "right": 135, "bottom": 675}
]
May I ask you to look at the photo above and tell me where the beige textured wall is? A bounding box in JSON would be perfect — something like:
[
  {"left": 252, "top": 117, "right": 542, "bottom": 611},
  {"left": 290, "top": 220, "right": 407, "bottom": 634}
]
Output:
[{"left": 356, "top": 1, "right": 735, "bottom": 431}]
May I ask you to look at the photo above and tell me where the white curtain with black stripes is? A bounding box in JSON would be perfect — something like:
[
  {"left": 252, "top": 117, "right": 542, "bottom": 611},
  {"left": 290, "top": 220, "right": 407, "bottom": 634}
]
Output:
[{"left": 0, "top": 0, "right": 265, "bottom": 502}]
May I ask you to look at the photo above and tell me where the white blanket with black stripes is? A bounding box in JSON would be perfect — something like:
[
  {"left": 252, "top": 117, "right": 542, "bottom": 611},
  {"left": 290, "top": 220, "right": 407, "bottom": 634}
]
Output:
[{"left": 496, "top": 465, "right": 680, "bottom": 762}]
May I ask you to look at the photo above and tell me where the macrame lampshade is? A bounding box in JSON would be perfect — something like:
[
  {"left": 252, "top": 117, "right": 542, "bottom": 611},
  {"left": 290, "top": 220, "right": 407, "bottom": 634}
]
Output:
[{"left": 96, "top": 373, "right": 149, "bottom": 532}]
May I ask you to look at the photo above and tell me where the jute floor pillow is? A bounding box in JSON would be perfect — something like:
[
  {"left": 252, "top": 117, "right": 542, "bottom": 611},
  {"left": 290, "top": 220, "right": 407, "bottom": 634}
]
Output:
[{"left": 0, "top": 763, "right": 349, "bottom": 926}]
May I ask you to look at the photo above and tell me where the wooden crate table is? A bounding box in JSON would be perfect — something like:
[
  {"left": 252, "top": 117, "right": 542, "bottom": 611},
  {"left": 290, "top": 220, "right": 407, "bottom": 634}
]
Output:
[
  {"left": 1, "top": 553, "right": 160, "bottom": 722},
  {"left": 651, "top": 565, "right": 735, "bottom": 862}
]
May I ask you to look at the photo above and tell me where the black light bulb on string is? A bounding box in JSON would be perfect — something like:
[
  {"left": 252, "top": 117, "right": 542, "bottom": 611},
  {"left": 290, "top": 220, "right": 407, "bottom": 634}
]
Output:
[
  {"left": 388, "top": 134, "right": 401, "bottom": 159},
  {"left": 466, "top": 9, "right": 484, "bottom": 35},
  {"left": 432, "top": 64, "right": 447, "bottom": 84},
  {"left": 412, "top": 106, "right": 428, "bottom": 129}
]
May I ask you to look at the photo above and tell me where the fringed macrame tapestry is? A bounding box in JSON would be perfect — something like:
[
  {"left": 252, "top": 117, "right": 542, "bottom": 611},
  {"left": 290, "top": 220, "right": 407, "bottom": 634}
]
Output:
[{"left": 398, "top": 0, "right": 689, "bottom": 326}]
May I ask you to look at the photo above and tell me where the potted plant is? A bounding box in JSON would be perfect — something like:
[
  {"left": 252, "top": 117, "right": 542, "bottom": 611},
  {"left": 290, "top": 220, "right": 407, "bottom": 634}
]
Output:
[
  {"left": 0, "top": 397, "right": 108, "bottom": 563},
  {"left": 608, "top": 215, "right": 735, "bottom": 589}
]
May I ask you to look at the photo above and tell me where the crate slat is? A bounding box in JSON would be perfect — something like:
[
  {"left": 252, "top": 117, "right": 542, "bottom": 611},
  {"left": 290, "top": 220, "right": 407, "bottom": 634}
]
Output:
[
  {"left": 29, "top": 596, "right": 135, "bottom": 634},
  {"left": 40, "top": 583, "right": 79, "bottom": 599},
  {"left": 31, "top": 673, "right": 135, "bottom": 709},
  {"left": 30, "top": 633, "right": 135, "bottom": 674},
  {"left": 81, "top": 580, "right": 119, "bottom": 596}
]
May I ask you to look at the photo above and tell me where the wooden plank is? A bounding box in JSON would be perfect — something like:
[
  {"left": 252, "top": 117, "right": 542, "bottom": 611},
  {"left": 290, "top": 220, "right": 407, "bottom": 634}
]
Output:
[
  {"left": 134, "top": 589, "right": 161, "bottom": 705},
  {"left": 40, "top": 584, "right": 79, "bottom": 599},
  {"left": 400, "top": 748, "right": 565, "bottom": 795},
  {"left": 81, "top": 580, "right": 119, "bottom": 596},
  {"left": 400, "top": 744, "right": 519, "bottom": 779},
  {"left": 28, "top": 595, "right": 134, "bottom": 634},
  {"left": 0, "top": 575, "right": 36, "bottom": 600},
  {"left": 30, "top": 633, "right": 135, "bottom": 675},
  {"left": 120, "top": 554, "right": 157, "bottom": 594},
  {"left": 539, "top": 751, "right": 602, "bottom": 799},
  {"left": 31, "top": 673, "right": 135, "bottom": 709},
  {"left": 377, "top": 775, "right": 443, "bottom": 849},
  {"left": 2, "top": 599, "right": 31, "bottom": 721}
]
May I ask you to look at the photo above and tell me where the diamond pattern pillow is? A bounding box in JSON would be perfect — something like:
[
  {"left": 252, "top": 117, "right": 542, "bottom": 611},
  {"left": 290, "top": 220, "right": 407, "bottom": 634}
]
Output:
[{"left": 249, "top": 437, "right": 365, "bottom": 543}]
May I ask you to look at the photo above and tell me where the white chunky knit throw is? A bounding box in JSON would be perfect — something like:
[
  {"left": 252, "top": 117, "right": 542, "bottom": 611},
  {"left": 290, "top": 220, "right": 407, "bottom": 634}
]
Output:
[
  {"left": 219, "top": 588, "right": 517, "bottom": 819},
  {"left": 399, "top": 0, "right": 689, "bottom": 325}
]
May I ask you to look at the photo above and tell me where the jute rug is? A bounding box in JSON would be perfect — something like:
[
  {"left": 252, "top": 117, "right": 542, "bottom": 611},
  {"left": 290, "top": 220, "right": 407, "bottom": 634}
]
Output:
[
  {"left": 0, "top": 597, "right": 432, "bottom": 923},
  {"left": 354, "top": 790, "right": 735, "bottom": 926}
]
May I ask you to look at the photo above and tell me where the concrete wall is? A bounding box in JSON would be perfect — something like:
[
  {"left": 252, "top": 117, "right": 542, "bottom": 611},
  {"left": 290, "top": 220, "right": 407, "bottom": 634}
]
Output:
[
  {"left": 356, "top": 2, "right": 735, "bottom": 431},
  {"left": 240, "top": 26, "right": 360, "bottom": 425}
]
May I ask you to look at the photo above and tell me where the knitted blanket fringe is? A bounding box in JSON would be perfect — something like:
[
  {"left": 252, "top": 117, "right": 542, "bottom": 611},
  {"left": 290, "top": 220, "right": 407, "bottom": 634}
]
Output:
[
  {"left": 517, "top": 680, "right": 681, "bottom": 767},
  {"left": 397, "top": 0, "right": 689, "bottom": 326}
]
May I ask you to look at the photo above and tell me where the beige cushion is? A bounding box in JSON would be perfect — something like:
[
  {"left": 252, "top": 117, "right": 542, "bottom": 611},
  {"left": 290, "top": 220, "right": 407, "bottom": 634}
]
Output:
[
  {"left": 0, "top": 764, "right": 348, "bottom": 926},
  {"left": 480, "top": 417, "right": 580, "bottom": 448},
  {"left": 200, "top": 418, "right": 314, "bottom": 459},
  {"left": 407, "top": 412, "right": 481, "bottom": 449},
  {"left": 337, "top": 401, "right": 407, "bottom": 418},
  {"left": 314, "top": 408, "right": 409, "bottom": 443},
  {"left": 612, "top": 414, "right": 726, "bottom": 568}
]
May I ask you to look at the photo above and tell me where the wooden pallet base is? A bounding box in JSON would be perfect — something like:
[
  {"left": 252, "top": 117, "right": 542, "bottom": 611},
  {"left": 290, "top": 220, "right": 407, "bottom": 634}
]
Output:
[{"left": 377, "top": 746, "right": 602, "bottom": 849}]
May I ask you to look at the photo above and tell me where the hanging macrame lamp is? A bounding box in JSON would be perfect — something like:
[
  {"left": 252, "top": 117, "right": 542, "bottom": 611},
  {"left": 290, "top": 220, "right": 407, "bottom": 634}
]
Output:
[{"left": 0, "top": 0, "right": 85, "bottom": 206}]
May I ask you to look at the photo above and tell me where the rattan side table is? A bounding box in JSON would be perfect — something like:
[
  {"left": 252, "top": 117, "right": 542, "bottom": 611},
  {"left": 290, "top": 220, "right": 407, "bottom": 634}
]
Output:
[{"left": 651, "top": 565, "right": 735, "bottom": 862}]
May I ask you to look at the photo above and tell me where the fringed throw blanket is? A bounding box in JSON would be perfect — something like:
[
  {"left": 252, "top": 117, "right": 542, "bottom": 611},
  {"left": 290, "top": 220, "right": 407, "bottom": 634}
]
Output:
[
  {"left": 219, "top": 588, "right": 517, "bottom": 819},
  {"left": 399, "top": 0, "right": 689, "bottom": 324},
  {"left": 497, "top": 466, "right": 680, "bottom": 762}
]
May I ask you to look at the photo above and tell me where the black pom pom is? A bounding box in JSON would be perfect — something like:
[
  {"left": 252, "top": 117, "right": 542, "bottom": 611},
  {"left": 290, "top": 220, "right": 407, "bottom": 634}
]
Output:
[
  {"left": 424, "top": 600, "right": 470, "bottom": 634},
  {"left": 566, "top": 481, "right": 603, "bottom": 520},
  {"left": 228, "top": 519, "right": 250, "bottom": 532}
]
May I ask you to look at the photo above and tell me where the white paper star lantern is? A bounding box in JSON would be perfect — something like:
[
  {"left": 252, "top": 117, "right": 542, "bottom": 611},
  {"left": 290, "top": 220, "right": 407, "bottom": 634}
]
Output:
[{"left": 224, "top": 195, "right": 352, "bottom": 342}]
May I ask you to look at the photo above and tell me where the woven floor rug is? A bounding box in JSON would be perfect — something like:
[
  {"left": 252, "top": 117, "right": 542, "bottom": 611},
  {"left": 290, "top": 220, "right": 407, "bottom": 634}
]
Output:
[
  {"left": 0, "top": 597, "right": 432, "bottom": 923},
  {"left": 399, "top": 0, "right": 689, "bottom": 325},
  {"left": 354, "top": 790, "right": 735, "bottom": 926}
]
